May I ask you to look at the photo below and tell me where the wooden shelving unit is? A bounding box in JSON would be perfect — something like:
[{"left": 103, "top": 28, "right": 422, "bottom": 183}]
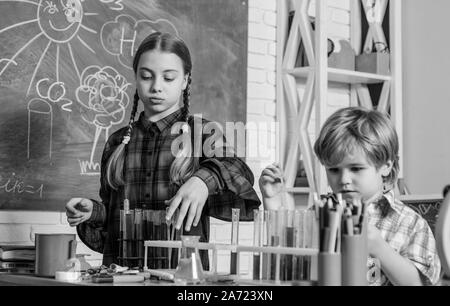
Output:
[
  {"left": 276, "top": 0, "right": 403, "bottom": 207},
  {"left": 285, "top": 67, "right": 391, "bottom": 84}
]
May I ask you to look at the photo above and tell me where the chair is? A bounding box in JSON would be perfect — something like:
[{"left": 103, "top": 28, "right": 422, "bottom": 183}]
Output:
[
  {"left": 400, "top": 194, "right": 442, "bottom": 234},
  {"left": 436, "top": 191, "right": 450, "bottom": 279},
  {"left": 399, "top": 188, "right": 450, "bottom": 280}
]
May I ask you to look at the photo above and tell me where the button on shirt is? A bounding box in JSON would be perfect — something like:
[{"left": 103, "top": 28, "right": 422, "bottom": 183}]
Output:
[{"left": 77, "top": 109, "right": 261, "bottom": 267}]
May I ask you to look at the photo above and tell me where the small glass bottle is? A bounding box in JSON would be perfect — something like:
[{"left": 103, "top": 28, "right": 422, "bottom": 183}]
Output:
[{"left": 174, "top": 235, "right": 205, "bottom": 285}]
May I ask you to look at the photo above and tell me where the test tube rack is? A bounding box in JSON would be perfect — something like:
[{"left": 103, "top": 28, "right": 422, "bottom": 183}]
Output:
[{"left": 143, "top": 240, "right": 318, "bottom": 280}]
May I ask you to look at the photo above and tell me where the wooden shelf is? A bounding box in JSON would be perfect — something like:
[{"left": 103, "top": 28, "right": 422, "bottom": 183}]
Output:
[
  {"left": 277, "top": 1, "right": 401, "bottom": 199},
  {"left": 284, "top": 67, "right": 391, "bottom": 84}
]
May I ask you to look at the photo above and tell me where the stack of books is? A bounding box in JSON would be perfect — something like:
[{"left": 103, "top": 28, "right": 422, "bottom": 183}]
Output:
[{"left": 0, "top": 245, "right": 36, "bottom": 274}]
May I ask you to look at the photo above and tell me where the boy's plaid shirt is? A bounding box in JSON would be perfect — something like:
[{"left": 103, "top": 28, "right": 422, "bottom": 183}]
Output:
[{"left": 367, "top": 190, "right": 441, "bottom": 285}]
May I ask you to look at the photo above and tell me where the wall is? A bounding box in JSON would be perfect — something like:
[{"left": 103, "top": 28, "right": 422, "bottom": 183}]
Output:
[
  {"left": 211, "top": 0, "right": 278, "bottom": 277},
  {"left": 402, "top": 0, "right": 450, "bottom": 194},
  {"left": 0, "top": 0, "right": 353, "bottom": 276}
]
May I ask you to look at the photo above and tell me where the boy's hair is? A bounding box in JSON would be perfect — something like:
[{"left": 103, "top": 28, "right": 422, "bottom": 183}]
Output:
[
  {"left": 106, "top": 32, "right": 198, "bottom": 190},
  {"left": 313, "top": 106, "right": 400, "bottom": 189}
]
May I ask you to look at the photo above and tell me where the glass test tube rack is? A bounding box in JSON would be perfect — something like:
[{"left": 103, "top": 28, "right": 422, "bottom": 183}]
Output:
[
  {"left": 144, "top": 208, "right": 319, "bottom": 283},
  {"left": 119, "top": 207, "right": 178, "bottom": 269},
  {"left": 143, "top": 240, "right": 319, "bottom": 282}
]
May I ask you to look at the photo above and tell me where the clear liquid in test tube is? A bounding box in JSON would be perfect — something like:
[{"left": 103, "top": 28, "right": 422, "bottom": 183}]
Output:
[
  {"left": 252, "top": 209, "right": 262, "bottom": 280},
  {"left": 284, "top": 210, "right": 294, "bottom": 281},
  {"left": 261, "top": 210, "right": 270, "bottom": 280},
  {"left": 268, "top": 210, "right": 279, "bottom": 280},
  {"left": 230, "top": 208, "right": 240, "bottom": 275},
  {"left": 134, "top": 209, "right": 143, "bottom": 268}
]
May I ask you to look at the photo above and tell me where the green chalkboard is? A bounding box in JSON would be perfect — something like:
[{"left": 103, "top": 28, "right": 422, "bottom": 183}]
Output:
[{"left": 0, "top": 0, "right": 248, "bottom": 211}]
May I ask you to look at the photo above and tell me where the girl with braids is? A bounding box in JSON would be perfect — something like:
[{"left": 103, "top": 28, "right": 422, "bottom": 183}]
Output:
[{"left": 65, "top": 32, "right": 261, "bottom": 269}]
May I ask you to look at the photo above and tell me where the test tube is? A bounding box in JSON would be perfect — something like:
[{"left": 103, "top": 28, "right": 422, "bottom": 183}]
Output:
[
  {"left": 268, "top": 209, "right": 279, "bottom": 280},
  {"left": 275, "top": 209, "right": 286, "bottom": 282},
  {"left": 119, "top": 203, "right": 124, "bottom": 266},
  {"left": 165, "top": 207, "right": 173, "bottom": 268},
  {"left": 142, "top": 209, "right": 148, "bottom": 268},
  {"left": 127, "top": 208, "right": 135, "bottom": 267},
  {"left": 293, "top": 210, "right": 304, "bottom": 280},
  {"left": 261, "top": 210, "right": 270, "bottom": 280},
  {"left": 144, "top": 210, "right": 154, "bottom": 268},
  {"left": 171, "top": 208, "right": 180, "bottom": 268},
  {"left": 230, "top": 208, "right": 240, "bottom": 275},
  {"left": 159, "top": 211, "right": 168, "bottom": 268},
  {"left": 135, "top": 209, "right": 143, "bottom": 268},
  {"left": 122, "top": 199, "right": 130, "bottom": 267},
  {"left": 284, "top": 210, "right": 294, "bottom": 281},
  {"left": 152, "top": 211, "right": 162, "bottom": 269},
  {"left": 252, "top": 209, "right": 262, "bottom": 280},
  {"left": 303, "top": 210, "right": 316, "bottom": 280}
]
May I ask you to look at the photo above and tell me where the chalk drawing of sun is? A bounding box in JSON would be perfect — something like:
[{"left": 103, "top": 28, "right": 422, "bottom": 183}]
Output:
[
  {"left": 0, "top": 0, "right": 103, "bottom": 164},
  {"left": 0, "top": 0, "right": 98, "bottom": 97}
]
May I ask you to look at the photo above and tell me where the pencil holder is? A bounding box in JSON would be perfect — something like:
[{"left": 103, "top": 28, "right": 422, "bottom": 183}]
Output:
[
  {"left": 341, "top": 234, "right": 368, "bottom": 286},
  {"left": 318, "top": 252, "right": 341, "bottom": 286}
]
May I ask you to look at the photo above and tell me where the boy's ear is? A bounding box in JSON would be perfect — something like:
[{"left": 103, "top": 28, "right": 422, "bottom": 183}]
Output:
[{"left": 380, "top": 160, "right": 394, "bottom": 177}]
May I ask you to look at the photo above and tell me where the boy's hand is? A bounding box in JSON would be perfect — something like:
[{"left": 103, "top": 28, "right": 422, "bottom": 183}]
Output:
[
  {"left": 259, "top": 163, "right": 284, "bottom": 198},
  {"left": 367, "top": 223, "right": 386, "bottom": 257},
  {"left": 165, "top": 176, "right": 209, "bottom": 232}
]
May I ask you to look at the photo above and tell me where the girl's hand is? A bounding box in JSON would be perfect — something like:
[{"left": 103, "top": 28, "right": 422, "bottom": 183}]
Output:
[
  {"left": 165, "top": 176, "right": 209, "bottom": 232},
  {"left": 259, "top": 163, "right": 284, "bottom": 199},
  {"left": 367, "top": 223, "right": 385, "bottom": 257},
  {"left": 65, "top": 198, "right": 94, "bottom": 226}
]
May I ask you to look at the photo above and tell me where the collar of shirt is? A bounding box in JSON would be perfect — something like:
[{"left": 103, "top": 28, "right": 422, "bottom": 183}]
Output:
[
  {"left": 136, "top": 108, "right": 185, "bottom": 134},
  {"left": 372, "top": 189, "right": 403, "bottom": 216}
]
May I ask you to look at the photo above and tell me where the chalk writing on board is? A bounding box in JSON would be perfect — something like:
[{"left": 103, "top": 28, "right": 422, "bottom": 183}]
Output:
[
  {"left": 0, "top": 173, "right": 44, "bottom": 198},
  {"left": 78, "top": 159, "right": 101, "bottom": 176},
  {"left": 27, "top": 98, "right": 53, "bottom": 160},
  {"left": 99, "top": 0, "right": 124, "bottom": 11},
  {"left": 0, "top": 58, "right": 17, "bottom": 66},
  {"left": 0, "top": 0, "right": 249, "bottom": 211},
  {"left": 36, "top": 78, "right": 73, "bottom": 111},
  {"left": 75, "top": 65, "right": 131, "bottom": 171},
  {"left": 100, "top": 14, "right": 179, "bottom": 70},
  {"left": 0, "top": 0, "right": 99, "bottom": 96}
]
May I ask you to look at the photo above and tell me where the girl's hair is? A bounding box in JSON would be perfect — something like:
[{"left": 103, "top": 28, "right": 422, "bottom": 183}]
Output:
[
  {"left": 313, "top": 106, "right": 400, "bottom": 190},
  {"left": 106, "top": 32, "right": 198, "bottom": 190}
]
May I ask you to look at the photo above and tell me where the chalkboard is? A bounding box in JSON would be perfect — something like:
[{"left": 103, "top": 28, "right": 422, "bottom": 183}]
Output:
[
  {"left": 401, "top": 196, "right": 442, "bottom": 234},
  {"left": 0, "top": 0, "right": 248, "bottom": 211}
]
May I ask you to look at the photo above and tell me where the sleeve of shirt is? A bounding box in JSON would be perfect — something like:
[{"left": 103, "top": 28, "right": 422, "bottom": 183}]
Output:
[
  {"left": 187, "top": 117, "right": 261, "bottom": 221},
  {"left": 76, "top": 198, "right": 107, "bottom": 254},
  {"left": 193, "top": 167, "right": 221, "bottom": 194},
  {"left": 76, "top": 133, "right": 120, "bottom": 254},
  {"left": 402, "top": 217, "right": 442, "bottom": 285},
  {"left": 193, "top": 152, "right": 261, "bottom": 222}
]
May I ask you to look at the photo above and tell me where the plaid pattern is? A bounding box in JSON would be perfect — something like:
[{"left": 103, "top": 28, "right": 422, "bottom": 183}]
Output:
[
  {"left": 77, "top": 109, "right": 261, "bottom": 267},
  {"left": 367, "top": 190, "right": 441, "bottom": 285}
]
